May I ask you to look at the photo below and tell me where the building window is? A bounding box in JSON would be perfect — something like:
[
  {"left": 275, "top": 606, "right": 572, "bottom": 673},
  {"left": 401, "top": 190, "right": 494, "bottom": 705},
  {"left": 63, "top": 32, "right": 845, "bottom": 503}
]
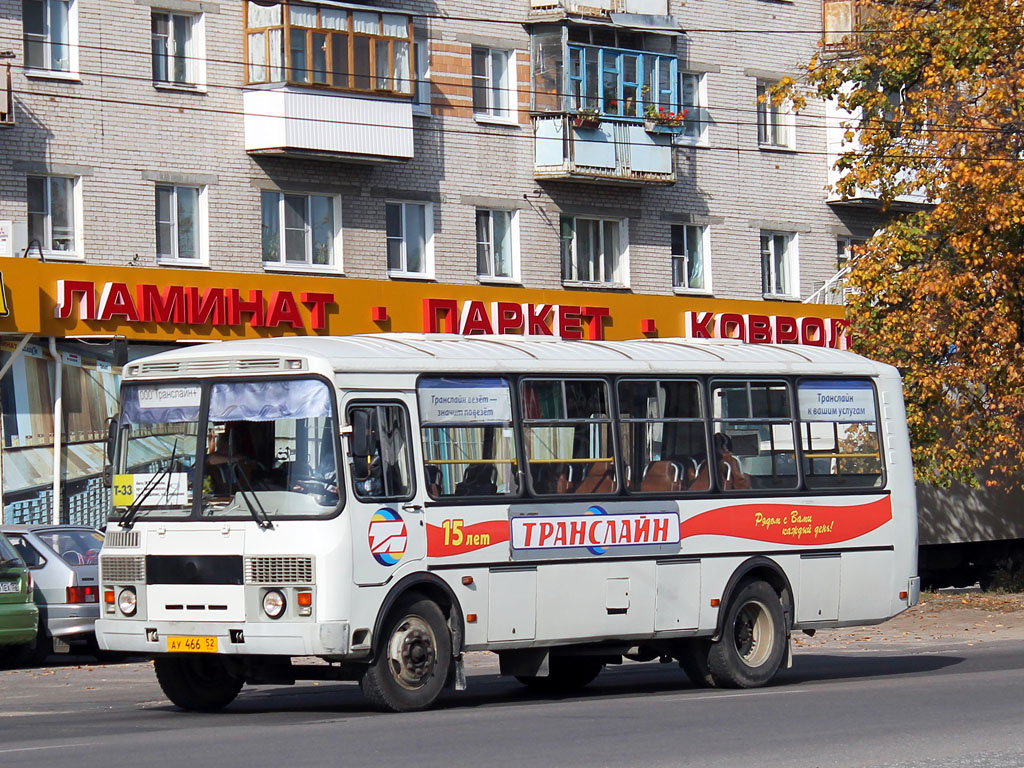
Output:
[
  {"left": 245, "top": 1, "right": 412, "bottom": 96},
  {"left": 567, "top": 44, "right": 677, "bottom": 119},
  {"left": 27, "top": 175, "right": 78, "bottom": 256},
  {"left": 472, "top": 47, "right": 512, "bottom": 121},
  {"left": 261, "top": 191, "right": 340, "bottom": 269},
  {"left": 476, "top": 209, "right": 518, "bottom": 282},
  {"left": 412, "top": 34, "right": 431, "bottom": 113},
  {"left": 671, "top": 224, "right": 707, "bottom": 292},
  {"left": 387, "top": 202, "right": 432, "bottom": 277},
  {"left": 560, "top": 216, "right": 627, "bottom": 286},
  {"left": 679, "top": 72, "right": 708, "bottom": 145},
  {"left": 156, "top": 185, "right": 203, "bottom": 262},
  {"left": 760, "top": 231, "right": 797, "bottom": 298},
  {"left": 152, "top": 11, "right": 202, "bottom": 86},
  {"left": 757, "top": 81, "right": 794, "bottom": 149},
  {"left": 23, "top": 0, "right": 74, "bottom": 73}
]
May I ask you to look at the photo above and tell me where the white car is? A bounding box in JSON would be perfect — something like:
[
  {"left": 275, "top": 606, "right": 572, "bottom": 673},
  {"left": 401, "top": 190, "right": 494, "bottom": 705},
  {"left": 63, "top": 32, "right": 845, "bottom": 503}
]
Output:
[{"left": 1, "top": 525, "right": 103, "bottom": 661}]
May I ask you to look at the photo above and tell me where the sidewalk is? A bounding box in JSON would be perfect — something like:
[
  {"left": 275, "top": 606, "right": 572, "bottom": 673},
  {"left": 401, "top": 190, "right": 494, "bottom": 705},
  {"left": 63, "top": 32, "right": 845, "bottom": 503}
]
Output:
[{"left": 793, "top": 592, "right": 1024, "bottom": 650}]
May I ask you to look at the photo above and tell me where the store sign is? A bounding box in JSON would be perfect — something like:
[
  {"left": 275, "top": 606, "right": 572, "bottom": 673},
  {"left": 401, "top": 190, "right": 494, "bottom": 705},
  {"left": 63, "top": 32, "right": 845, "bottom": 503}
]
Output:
[
  {"left": 423, "top": 298, "right": 611, "bottom": 340},
  {"left": 55, "top": 280, "right": 336, "bottom": 331},
  {"left": 684, "top": 311, "right": 850, "bottom": 349}
]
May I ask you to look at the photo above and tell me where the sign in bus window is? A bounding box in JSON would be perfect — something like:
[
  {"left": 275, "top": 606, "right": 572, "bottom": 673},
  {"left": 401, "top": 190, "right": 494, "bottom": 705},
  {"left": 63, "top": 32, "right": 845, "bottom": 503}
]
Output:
[
  {"left": 418, "top": 378, "right": 518, "bottom": 498},
  {"left": 798, "top": 380, "right": 883, "bottom": 489}
]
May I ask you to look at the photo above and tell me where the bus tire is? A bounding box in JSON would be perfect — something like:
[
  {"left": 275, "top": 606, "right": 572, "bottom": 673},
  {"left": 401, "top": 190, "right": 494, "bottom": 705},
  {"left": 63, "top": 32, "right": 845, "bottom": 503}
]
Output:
[
  {"left": 677, "top": 639, "right": 716, "bottom": 688},
  {"left": 360, "top": 594, "right": 451, "bottom": 712},
  {"left": 515, "top": 657, "right": 604, "bottom": 691},
  {"left": 154, "top": 655, "right": 244, "bottom": 711},
  {"left": 707, "top": 580, "right": 786, "bottom": 689}
]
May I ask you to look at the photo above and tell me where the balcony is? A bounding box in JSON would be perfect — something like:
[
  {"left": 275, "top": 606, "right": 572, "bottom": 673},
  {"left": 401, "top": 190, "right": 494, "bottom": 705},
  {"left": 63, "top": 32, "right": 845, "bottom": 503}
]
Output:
[
  {"left": 534, "top": 115, "right": 675, "bottom": 185},
  {"left": 529, "top": 0, "right": 668, "bottom": 18},
  {"left": 243, "top": 87, "right": 413, "bottom": 162},
  {"left": 1, "top": 61, "right": 14, "bottom": 127}
]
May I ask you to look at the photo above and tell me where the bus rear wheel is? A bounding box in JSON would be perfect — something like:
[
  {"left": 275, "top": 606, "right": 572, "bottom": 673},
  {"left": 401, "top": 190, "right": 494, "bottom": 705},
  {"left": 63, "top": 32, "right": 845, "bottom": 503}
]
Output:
[
  {"left": 515, "top": 657, "right": 604, "bottom": 691},
  {"left": 360, "top": 594, "right": 451, "bottom": 712},
  {"left": 707, "top": 580, "right": 786, "bottom": 688},
  {"left": 154, "top": 655, "right": 244, "bottom": 711}
]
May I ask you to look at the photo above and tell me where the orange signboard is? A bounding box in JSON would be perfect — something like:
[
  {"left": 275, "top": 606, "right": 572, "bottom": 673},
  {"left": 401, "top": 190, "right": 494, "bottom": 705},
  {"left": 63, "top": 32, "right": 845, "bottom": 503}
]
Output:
[{"left": 0, "top": 259, "right": 848, "bottom": 346}]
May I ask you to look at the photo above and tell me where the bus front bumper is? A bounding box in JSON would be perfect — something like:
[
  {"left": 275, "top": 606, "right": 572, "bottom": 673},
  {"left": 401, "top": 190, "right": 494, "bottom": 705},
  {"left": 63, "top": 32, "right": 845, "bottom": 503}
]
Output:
[{"left": 95, "top": 618, "right": 353, "bottom": 657}]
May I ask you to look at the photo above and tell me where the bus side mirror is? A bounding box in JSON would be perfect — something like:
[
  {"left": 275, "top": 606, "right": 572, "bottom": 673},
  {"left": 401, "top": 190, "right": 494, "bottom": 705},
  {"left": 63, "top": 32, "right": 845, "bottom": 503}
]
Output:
[
  {"left": 350, "top": 409, "right": 370, "bottom": 458},
  {"left": 106, "top": 415, "right": 119, "bottom": 462}
]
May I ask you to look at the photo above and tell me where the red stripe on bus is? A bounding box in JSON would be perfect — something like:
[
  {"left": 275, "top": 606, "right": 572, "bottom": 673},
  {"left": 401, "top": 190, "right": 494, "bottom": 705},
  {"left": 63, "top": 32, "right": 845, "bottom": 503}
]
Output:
[
  {"left": 678, "top": 496, "right": 893, "bottom": 546},
  {"left": 426, "top": 520, "right": 511, "bottom": 557}
]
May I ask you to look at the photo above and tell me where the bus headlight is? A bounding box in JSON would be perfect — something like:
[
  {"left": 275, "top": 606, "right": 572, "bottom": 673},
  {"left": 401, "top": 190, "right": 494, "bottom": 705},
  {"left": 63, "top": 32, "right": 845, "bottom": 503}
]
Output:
[
  {"left": 262, "top": 589, "right": 286, "bottom": 619},
  {"left": 118, "top": 587, "right": 138, "bottom": 616}
]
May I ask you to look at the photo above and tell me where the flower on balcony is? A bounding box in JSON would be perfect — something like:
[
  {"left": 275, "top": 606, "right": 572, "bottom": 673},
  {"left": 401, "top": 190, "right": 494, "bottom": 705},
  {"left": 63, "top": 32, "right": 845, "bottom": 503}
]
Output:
[
  {"left": 643, "top": 103, "right": 688, "bottom": 126},
  {"left": 572, "top": 107, "right": 602, "bottom": 128}
]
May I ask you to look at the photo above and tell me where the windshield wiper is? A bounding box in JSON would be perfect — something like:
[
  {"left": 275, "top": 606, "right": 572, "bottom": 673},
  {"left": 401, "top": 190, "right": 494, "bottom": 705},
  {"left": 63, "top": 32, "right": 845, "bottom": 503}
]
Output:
[
  {"left": 230, "top": 461, "right": 274, "bottom": 530},
  {"left": 118, "top": 440, "right": 179, "bottom": 530}
]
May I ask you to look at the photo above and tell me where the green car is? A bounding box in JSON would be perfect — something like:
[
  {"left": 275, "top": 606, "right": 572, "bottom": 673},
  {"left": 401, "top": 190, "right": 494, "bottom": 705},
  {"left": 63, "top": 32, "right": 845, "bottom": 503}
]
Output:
[{"left": 0, "top": 533, "right": 38, "bottom": 659}]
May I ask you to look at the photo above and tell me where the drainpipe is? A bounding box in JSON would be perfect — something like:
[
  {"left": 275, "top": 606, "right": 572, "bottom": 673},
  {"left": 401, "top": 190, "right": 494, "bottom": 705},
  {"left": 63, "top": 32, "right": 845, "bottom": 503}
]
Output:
[
  {"left": 49, "top": 337, "right": 62, "bottom": 526},
  {"left": 0, "top": 334, "right": 33, "bottom": 522}
]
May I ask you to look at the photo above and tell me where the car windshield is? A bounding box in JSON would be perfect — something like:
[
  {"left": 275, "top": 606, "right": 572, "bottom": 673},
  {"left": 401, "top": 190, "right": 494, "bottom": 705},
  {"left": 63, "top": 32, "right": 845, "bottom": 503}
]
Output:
[
  {"left": 117, "top": 378, "right": 341, "bottom": 521},
  {"left": 35, "top": 529, "right": 104, "bottom": 566}
]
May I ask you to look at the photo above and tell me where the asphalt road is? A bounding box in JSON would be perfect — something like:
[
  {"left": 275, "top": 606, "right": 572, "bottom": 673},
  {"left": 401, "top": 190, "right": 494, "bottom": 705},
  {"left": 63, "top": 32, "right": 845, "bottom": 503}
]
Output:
[{"left": 2, "top": 637, "right": 1023, "bottom": 768}]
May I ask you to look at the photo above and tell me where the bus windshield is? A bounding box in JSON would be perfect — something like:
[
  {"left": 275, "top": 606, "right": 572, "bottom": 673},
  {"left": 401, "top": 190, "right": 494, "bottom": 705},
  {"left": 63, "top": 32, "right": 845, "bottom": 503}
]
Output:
[{"left": 116, "top": 378, "right": 341, "bottom": 521}]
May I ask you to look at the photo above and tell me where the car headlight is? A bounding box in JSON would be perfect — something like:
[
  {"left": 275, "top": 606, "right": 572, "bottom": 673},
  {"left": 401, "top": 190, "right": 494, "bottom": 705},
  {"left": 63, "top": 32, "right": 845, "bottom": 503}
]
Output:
[
  {"left": 262, "top": 589, "right": 286, "bottom": 619},
  {"left": 118, "top": 587, "right": 138, "bottom": 616}
]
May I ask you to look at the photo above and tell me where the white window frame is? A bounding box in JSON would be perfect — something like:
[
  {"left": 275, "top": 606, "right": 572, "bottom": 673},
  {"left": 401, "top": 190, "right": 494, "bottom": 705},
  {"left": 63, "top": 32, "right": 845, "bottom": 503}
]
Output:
[
  {"left": 472, "top": 47, "right": 515, "bottom": 124},
  {"left": 26, "top": 174, "right": 83, "bottom": 260},
  {"left": 678, "top": 72, "right": 708, "bottom": 146},
  {"left": 155, "top": 184, "right": 208, "bottom": 265},
  {"left": 476, "top": 208, "right": 520, "bottom": 284},
  {"left": 22, "top": 0, "right": 79, "bottom": 78},
  {"left": 151, "top": 10, "right": 206, "bottom": 89},
  {"left": 760, "top": 230, "right": 799, "bottom": 299},
  {"left": 757, "top": 80, "right": 795, "bottom": 150},
  {"left": 560, "top": 216, "right": 629, "bottom": 288},
  {"left": 261, "top": 191, "right": 343, "bottom": 272},
  {"left": 412, "top": 34, "right": 431, "bottom": 115},
  {"left": 671, "top": 224, "right": 711, "bottom": 294},
  {"left": 386, "top": 201, "right": 434, "bottom": 279}
]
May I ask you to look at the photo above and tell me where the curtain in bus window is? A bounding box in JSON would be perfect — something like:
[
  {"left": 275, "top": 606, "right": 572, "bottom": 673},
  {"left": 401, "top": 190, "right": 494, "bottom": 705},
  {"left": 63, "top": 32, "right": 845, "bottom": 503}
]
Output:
[
  {"left": 209, "top": 380, "right": 331, "bottom": 421},
  {"left": 122, "top": 384, "right": 201, "bottom": 425}
]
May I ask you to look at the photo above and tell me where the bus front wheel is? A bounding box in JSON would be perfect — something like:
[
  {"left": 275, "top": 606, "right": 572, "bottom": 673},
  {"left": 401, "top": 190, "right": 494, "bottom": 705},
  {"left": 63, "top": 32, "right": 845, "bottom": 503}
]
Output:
[
  {"left": 154, "top": 655, "right": 244, "bottom": 711},
  {"left": 707, "top": 580, "right": 786, "bottom": 688},
  {"left": 360, "top": 594, "right": 451, "bottom": 712}
]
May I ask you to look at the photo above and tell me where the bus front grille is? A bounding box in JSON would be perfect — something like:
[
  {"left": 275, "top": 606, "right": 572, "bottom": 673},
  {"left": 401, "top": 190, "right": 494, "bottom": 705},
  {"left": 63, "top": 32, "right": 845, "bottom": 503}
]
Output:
[
  {"left": 101, "top": 555, "right": 146, "bottom": 582},
  {"left": 245, "top": 556, "right": 314, "bottom": 585}
]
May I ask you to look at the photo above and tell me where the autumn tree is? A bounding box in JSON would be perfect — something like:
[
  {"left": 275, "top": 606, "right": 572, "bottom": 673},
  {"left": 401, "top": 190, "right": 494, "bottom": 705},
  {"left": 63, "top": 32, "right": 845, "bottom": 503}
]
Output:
[{"left": 789, "top": 0, "right": 1024, "bottom": 486}]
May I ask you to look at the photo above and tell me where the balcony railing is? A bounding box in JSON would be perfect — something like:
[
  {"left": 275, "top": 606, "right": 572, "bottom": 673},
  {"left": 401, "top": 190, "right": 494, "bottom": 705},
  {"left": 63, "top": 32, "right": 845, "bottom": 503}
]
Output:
[
  {"left": 534, "top": 114, "right": 675, "bottom": 184},
  {"left": 243, "top": 86, "right": 413, "bottom": 161},
  {"left": 804, "top": 266, "right": 851, "bottom": 305}
]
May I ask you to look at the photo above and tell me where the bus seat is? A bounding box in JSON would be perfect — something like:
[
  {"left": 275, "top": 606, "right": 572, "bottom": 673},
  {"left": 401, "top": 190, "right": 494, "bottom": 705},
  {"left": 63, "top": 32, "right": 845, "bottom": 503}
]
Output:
[
  {"left": 575, "top": 461, "right": 615, "bottom": 494},
  {"left": 640, "top": 460, "right": 682, "bottom": 492},
  {"left": 425, "top": 465, "right": 443, "bottom": 497},
  {"left": 454, "top": 464, "right": 497, "bottom": 496}
]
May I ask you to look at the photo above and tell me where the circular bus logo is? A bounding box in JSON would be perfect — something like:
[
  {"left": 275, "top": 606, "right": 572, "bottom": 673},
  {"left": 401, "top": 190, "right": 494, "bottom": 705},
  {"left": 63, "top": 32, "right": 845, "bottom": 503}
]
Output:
[
  {"left": 586, "top": 505, "right": 608, "bottom": 555},
  {"left": 368, "top": 508, "right": 408, "bottom": 566}
]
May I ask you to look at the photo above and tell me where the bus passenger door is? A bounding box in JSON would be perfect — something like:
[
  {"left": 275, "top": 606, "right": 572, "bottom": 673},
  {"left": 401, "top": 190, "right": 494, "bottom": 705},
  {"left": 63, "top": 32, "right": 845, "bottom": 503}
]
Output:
[{"left": 343, "top": 397, "right": 426, "bottom": 586}]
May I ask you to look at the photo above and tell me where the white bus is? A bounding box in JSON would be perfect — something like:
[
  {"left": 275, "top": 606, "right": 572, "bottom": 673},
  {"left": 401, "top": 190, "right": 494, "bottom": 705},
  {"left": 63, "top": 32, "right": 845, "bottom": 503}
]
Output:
[{"left": 96, "top": 334, "right": 919, "bottom": 712}]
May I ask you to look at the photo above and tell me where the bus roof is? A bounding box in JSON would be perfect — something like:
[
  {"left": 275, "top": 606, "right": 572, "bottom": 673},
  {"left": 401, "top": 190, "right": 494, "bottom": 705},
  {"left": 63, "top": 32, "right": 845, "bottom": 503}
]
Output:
[{"left": 125, "top": 334, "right": 895, "bottom": 380}]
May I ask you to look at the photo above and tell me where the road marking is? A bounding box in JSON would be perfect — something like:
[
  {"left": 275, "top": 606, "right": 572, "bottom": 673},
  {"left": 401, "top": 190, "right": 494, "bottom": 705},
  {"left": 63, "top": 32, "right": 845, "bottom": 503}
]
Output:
[
  {"left": 684, "top": 689, "right": 808, "bottom": 702},
  {"left": 0, "top": 743, "right": 93, "bottom": 755}
]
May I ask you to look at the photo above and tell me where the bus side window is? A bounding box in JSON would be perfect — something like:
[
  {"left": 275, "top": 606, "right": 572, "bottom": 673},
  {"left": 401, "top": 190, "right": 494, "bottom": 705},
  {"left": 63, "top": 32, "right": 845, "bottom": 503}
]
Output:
[{"left": 347, "top": 403, "right": 414, "bottom": 501}]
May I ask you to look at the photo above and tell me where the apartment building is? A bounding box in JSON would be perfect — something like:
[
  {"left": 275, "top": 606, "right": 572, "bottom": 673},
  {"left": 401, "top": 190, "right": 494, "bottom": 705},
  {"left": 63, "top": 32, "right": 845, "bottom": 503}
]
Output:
[{"left": 0, "top": 0, "right": 881, "bottom": 523}]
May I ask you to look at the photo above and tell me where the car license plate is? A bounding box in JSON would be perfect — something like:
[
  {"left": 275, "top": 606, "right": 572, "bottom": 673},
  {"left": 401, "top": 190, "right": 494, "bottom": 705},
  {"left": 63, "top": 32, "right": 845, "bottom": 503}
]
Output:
[
  {"left": 0, "top": 581, "right": 18, "bottom": 593},
  {"left": 167, "top": 635, "right": 218, "bottom": 653}
]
